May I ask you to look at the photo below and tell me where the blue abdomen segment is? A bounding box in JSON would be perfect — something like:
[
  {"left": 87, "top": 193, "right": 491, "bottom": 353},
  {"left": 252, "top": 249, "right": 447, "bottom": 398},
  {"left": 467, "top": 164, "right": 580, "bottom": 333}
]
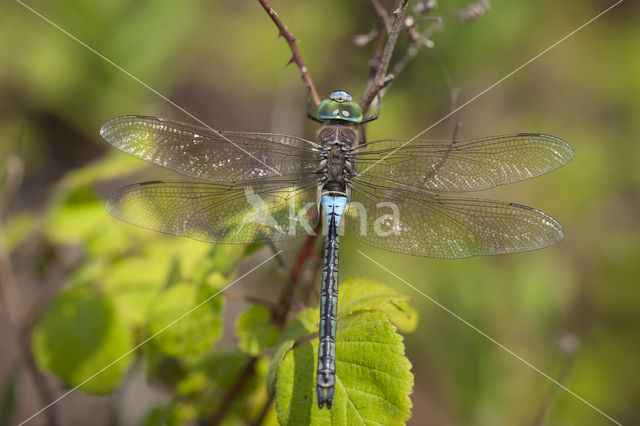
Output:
[
  {"left": 316, "top": 192, "right": 347, "bottom": 409},
  {"left": 321, "top": 194, "right": 347, "bottom": 227}
]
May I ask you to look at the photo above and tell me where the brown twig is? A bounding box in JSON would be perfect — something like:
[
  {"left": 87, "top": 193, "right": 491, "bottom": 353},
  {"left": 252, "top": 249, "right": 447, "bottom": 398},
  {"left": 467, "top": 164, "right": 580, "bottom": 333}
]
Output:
[
  {"left": 257, "top": 0, "right": 321, "bottom": 106},
  {"left": 267, "top": 241, "right": 287, "bottom": 272},
  {"left": 224, "top": 290, "right": 278, "bottom": 309},
  {"left": 249, "top": 230, "right": 321, "bottom": 423},
  {"left": 209, "top": 6, "right": 331, "bottom": 424},
  {"left": 351, "top": 27, "right": 380, "bottom": 48},
  {"left": 273, "top": 230, "right": 320, "bottom": 327},
  {"left": 300, "top": 249, "right": 323, "bottom": 307},
  {"left": 0, "top": 152, "right": 59, "bottom": 426},
  {"left": 360, "top": 0, "right": 410, "bottom": 115},
  {"left": 209, "top": 357, "right": 258, "bottom": 425},
  {"left": 389, "top": 16, "right": 443, "bottom": 79},
  {"left": 360, "top": 2, "right": 393, "bottom": 115},
  {"left": 531, "top": 332, "right": 579, "bottom": 426},
  {"left": 370, "top": 0, "right": 392, "bottom": 34},
  {"left": 413, "top": 0, "right": 438, "bottom": 15},
  {"left": 458, "top": 0, "right": 490, "bottom": 22},
  {"left": 251, "top": 391, "right": 275, "bottom": 426},
  {"left": 362, "top": 0, "right": 491, "bottom": 106},
  {"left": 361, "top": 33, "right": 387, "bottom": 115}
]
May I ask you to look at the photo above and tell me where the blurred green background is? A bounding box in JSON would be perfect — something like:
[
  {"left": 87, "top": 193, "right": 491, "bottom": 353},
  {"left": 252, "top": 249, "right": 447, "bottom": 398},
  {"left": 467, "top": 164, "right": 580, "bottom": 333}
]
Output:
[{"left": 1, "top": 0, "right": 639, "bottom": 425}]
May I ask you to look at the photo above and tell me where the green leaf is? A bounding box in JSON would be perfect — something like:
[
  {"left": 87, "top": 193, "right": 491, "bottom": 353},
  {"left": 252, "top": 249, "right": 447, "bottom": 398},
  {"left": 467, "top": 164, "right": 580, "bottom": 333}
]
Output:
[
  {"left": 379, "top": 300, "right": 418, "bottom": 334},
  {"left": 177, "top": 352, "right": 247, "bottom": 399},
  {"left": 274, "top": 311, "right": 413, "bottom": 425},
  {"left": 43, "top": 152, "right": 146, "bottom": 244},
  {"left": 140, "top": 238, "right": 244, "bottom": 284},
  {"left": 32, "top": 284, "right": 134, "bottom": 394},
  {"left": 275, "top": 280, "right": 418, "bottom": 350},
  {"left": 43, "top": 192, "right": 106, "bottom": 243},
  {"left": 279, "top": 308, "right": 318, "bottom": 343},
  {"left": 102, "top": 257, "right": 170, "bottom": 327},
  {"left": 188, "top": 245, "right": 245, "bottom": 284},
  {"left": 140, "top": 404, "right": 183, "bottom": 426},
  {"left": 176, "top": 352, "right": 267, "bottom": 421},
  {"left": 141, "top": 238, "right": 209, "bottom": 278},
  {"left": 339, "top": 279, "right": 418, "bottom": 333},
  {"left": 236, "top": 305, "right": 279, "bottom": 356},
  {"left": 148, "top": 282, "right": 224, "bottom": 357},
  {"left": 142, "top": 340, "right": 184, "bottom": 386},
  {"left": 267, "top": 339, "right": 295, "bottom": 394},
  {"left": 63, "top": 152, "right": 146, "bottom": 187},
  {"left": 85, "top": 221, "right": 132, "bottom": 257}
]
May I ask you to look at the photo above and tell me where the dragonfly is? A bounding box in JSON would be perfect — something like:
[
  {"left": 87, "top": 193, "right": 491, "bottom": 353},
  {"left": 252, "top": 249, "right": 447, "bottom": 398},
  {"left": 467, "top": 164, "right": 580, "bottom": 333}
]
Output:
[{"left": 101, "top": 90, "right": 573, "bottom": 409}]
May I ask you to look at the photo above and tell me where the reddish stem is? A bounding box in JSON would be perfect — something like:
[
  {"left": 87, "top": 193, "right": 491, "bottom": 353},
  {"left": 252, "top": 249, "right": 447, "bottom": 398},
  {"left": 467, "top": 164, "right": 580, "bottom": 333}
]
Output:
[
  {"left": 273, "top": 233, "right": 319, "bottom": 326},
  {"left": 257, "top": 0, "right": 322, "bottom": 106}
]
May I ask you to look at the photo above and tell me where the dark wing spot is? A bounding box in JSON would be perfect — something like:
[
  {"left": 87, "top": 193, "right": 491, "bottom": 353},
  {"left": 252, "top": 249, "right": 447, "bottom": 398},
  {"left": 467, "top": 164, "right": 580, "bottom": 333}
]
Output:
[{"left": 509, "top": 202, "right": 534, "bottom": 210}]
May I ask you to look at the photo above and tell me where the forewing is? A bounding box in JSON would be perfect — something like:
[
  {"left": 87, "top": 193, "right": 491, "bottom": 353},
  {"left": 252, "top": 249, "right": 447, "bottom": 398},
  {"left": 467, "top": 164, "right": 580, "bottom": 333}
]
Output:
[
  {"left": 351, "top": 133, "right": 573, "bottom": 192},
  {"left": 345, "top": 180, "right": 564, "bottom": 258},
  {"left": 105, "top": 180, "right": 320, "bottom": 243},
  {"left": 100, "top": 115, "right": 320, "bottom": 181}
]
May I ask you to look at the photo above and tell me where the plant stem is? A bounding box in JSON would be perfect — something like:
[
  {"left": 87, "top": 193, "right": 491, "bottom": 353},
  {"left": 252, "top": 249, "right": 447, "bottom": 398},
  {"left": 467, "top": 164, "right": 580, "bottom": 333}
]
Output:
[
  {"left": 360, "top": 0, "right": 410, "bottom": 114},
  {"left": 257, "top": 0, "right": 321, "bottom": 105},
  {"left": 209, "top": 357, "right": 258, "bottom": 426},
  {"left": 224, "top": 290, "right": 278, "bottom": 309},
  {"left": 267, "top": 241, "right": 287, "bottom": 272},
  {"left": 0, "top": 153, "right": 59, "bottom": 426},
  {"left": 251, "top": 391, "right": 275, "bottom": 426},
  {"left": 273, "top": 232, "right": 319, "bottom": 327}
]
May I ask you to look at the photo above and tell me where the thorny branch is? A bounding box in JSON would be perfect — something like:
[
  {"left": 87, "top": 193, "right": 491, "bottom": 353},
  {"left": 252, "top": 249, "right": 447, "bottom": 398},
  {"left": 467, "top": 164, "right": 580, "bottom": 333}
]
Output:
[
  {"left": 389, "top": 15, "right": 443, "bottom": 79},
  {"left": 221, "top": 1, "right": 493, "bottom": 423},
  {"left": 357, "top": 0, "right": 491, "bottom": 114},
  {"left": 257, "top": 0, "right": 321, "bottom": 106},
  {"left": 369, "top": 0, "right": 392, "bottom": 34},
  {"left": 211, "top": 5, "right": 327, "bottom": 422},
  {"left": 360, "top": 0, "right": 410, "bottom": 115}
]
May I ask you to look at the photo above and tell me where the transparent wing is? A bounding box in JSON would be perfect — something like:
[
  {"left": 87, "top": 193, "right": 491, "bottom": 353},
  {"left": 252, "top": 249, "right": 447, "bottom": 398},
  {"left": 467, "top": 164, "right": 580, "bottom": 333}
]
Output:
[
  {"left": 344, "top": 179, "right": 564, "bottom": 258},
  {"left": 100, "top": 115, "right": 321, "bottom": 181},
  {"left": 106, "top": 179, "right": 320, "bottom": 243},
  {"left": 350, "top": 133, "right": 573, "bottom": 192}
]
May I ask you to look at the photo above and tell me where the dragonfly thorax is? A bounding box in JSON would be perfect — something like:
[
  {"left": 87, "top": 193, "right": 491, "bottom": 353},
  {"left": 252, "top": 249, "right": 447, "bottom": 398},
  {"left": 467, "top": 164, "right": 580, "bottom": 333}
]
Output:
[
  {"left": 317, "top": 124, "right": 357, "bottom": 193},
  {"left": 316, "top": 123, "right": 358, "bottom": 148}
]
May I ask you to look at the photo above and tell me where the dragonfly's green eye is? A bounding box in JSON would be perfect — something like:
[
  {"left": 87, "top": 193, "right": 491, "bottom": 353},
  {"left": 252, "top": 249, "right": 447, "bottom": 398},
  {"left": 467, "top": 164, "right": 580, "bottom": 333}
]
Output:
[{"left": 316, "top": 91, "right": 363, "bottom": 123}]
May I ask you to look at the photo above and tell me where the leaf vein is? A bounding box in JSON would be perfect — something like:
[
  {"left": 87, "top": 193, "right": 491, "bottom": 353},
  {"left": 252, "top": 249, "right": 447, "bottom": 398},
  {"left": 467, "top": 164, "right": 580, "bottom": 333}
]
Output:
[
  {"left": 335, "top": 374, "right": 366, "bottom": 425},
  {"left": 337, "top": 358, "right": 412, "bottom": 385},
  {"left": 346, "top": 387, "right": 404, "bottom": 415}
]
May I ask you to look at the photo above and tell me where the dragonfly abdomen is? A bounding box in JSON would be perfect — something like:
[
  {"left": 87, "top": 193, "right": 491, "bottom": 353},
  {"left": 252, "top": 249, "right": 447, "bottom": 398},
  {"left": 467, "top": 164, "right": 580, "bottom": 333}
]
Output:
[{"left": 317, "top": 192, "right": 346, "bottom": 409}]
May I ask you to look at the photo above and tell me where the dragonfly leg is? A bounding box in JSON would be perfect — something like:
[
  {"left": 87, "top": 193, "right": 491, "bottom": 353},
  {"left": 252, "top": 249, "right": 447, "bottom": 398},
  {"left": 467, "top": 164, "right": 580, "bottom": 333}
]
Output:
[{"left": 306, "top": 89, "right": 323, "bottom": 123}]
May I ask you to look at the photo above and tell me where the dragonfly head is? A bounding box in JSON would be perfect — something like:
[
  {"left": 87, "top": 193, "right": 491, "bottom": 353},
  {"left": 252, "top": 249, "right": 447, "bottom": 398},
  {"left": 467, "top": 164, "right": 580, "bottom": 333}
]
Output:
[{"left": 316, "top": 90, "right": 363, "bottom": 123}]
